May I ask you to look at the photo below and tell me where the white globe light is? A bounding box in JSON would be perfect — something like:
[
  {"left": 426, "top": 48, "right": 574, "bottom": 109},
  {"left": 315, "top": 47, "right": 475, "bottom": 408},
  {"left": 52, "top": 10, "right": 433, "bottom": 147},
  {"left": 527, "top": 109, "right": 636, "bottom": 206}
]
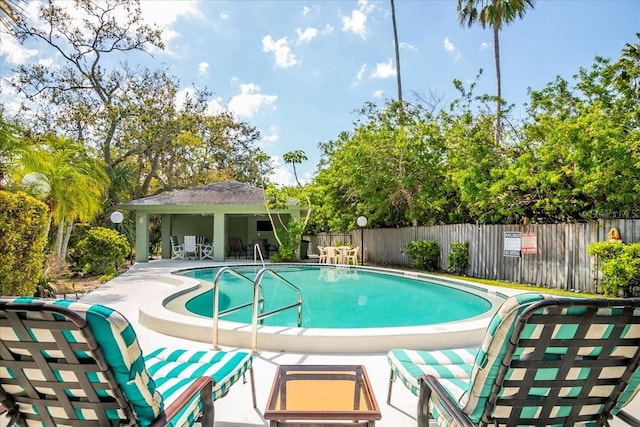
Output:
[
  {"left": 110, "top": 211, "right": 124, "bottom": 224},
  {"left": 357, "top": 216, "right": 368, "bottom": 227},
  {"left": 21, "top": 172, "right": 51, "bottom": 198}
]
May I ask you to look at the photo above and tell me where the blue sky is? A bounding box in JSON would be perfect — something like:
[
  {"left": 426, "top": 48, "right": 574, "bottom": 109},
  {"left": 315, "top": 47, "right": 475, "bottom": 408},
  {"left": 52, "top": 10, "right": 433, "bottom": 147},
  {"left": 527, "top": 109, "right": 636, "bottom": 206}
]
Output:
[{"left": 1, "top": 0, "right": 638, "bottom": 185}]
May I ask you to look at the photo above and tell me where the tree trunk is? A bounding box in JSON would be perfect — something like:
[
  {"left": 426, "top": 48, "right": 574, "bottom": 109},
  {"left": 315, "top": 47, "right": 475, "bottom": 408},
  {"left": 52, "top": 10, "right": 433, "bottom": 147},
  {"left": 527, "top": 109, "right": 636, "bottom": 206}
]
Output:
[
  {"left": 391, "top": 0, "right": 403, "bottom": 103},
  {"left": 493, "top": 25, "right": 502, "bottom": 146},
  {"left": 61, "top": 221, "right": 74, "bottom": 262}
]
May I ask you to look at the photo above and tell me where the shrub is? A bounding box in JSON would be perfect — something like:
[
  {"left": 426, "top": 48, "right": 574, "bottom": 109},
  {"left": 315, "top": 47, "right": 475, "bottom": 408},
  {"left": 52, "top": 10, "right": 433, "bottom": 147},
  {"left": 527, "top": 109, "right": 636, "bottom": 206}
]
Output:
[
  {"left": 0, "top": 191, "right": 48, "bottom": 296},
  {"left": 75, "top": 227, "right": 129, "bottom": 278},
  {"left": 407, "top": 240, "right": 440, "bottom": 271},
  {"left": 587, "top": 241, "right": 640, "bottom": 297},
  {"left": 271, "top": 219, "right": 305, "bottom": 262},
  {"left": 448, "top": 241, "right": 470, "bottom": 275}
]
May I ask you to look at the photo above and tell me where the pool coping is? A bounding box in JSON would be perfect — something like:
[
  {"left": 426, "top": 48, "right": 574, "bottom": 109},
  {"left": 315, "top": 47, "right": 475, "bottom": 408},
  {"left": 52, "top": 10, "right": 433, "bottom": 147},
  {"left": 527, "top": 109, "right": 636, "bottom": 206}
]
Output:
[{"left": 139, "top": 264, "right": 510, "bottom": 353}]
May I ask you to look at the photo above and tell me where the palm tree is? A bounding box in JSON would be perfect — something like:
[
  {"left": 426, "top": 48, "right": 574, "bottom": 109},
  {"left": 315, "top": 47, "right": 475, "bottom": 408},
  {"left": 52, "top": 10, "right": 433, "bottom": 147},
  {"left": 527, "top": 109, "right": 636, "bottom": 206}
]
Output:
[
  {"left": 16, "top": 135, "right": 110, "bottom": 274},
  {"left": 0, "top": 0, "right": 25, "bottom": 31},
  {"left": 390, "top": 0, "right": 403, "bottom": 102},
  {"left": 457, "top": 0, "right": 535, "bottom": 145}
]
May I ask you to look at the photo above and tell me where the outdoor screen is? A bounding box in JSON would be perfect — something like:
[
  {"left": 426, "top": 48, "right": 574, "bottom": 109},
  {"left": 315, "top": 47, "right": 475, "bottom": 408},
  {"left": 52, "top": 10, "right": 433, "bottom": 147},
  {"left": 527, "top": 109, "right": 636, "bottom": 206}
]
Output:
[{"left": 256, "top": 220, "right": 273, "bottom": 231}]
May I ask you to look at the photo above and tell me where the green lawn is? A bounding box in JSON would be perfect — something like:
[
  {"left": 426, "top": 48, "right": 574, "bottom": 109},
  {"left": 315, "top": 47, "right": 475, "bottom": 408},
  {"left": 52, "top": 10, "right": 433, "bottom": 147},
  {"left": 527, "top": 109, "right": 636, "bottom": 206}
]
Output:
[{"left": 431, "top": 272, "right": 596, "bottom": 298}]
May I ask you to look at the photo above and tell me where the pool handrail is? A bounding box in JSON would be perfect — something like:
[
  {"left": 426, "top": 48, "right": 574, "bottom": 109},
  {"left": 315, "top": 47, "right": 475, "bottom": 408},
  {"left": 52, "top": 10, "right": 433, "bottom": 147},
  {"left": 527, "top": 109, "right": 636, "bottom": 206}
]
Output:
[
  {"left": 251, "top": 243, "right": 266, "bottom": 267},
  {"left": 212, "top": 267, "right": 265, "bottom": 349},
  {"left": 252, "top": 268, "right": 303, "bottom": 353},
  {"left": 211, "top": 266, "right": 303, "bottom": 354}
]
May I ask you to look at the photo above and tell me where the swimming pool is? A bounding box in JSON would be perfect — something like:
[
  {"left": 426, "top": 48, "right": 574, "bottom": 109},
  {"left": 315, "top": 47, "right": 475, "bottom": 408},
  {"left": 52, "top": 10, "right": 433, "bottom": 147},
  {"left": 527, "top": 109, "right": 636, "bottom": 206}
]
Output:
[
  {"left": 140, "top": 263, "right": 508, "bottom": 353},
  {"left": 180, "top": 265, "right": 492, "bottom": 328}
]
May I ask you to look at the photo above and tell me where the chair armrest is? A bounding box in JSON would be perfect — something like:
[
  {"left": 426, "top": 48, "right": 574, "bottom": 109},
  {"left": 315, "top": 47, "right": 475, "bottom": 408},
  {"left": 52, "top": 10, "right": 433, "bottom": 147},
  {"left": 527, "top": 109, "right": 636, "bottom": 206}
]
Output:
[
  {"left": 418, "top": 375, "right": 475, "bottom": 427},
  {"left": 616, "top": 410, "right": 640, "bottom": 427},
  {"left": 150, "top": 377, "right": 214, "bottom": 427}
]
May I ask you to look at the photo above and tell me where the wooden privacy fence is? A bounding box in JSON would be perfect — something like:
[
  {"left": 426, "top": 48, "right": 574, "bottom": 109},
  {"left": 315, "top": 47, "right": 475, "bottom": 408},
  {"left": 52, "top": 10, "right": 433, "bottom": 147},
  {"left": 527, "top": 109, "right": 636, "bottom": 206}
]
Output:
[{"left": 305, "top": 219, "right": 640, "bottom": 294}]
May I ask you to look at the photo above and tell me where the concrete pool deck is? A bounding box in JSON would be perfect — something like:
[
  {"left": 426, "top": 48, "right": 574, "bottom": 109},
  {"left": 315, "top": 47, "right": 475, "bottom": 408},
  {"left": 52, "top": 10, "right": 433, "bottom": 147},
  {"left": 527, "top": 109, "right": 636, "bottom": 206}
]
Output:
[{"left": 6, "top": 259, "right": 637, "bottom": 427}]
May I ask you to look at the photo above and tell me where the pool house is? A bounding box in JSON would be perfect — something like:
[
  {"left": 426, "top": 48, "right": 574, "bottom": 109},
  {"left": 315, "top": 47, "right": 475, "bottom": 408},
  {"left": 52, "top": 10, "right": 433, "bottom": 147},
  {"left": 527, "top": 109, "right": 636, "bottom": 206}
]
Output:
[{"left": 121, "top": 180, "right": 304, "bottom": 262}]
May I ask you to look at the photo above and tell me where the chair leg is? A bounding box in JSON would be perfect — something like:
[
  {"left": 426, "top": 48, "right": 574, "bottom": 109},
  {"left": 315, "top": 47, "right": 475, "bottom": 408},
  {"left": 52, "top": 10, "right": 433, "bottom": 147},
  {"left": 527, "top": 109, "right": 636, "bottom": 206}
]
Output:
[
  {"left": 417, "top": 378, "right": 431, "bottom": 427},
  {"left": 249, "top": 366, "right": 257, "bottom": 408},
  {"left": 200, "top": 380, "right": 215, "bottom": 427},
  {"left": 387, "top": 368, "right": 395, "bottom": 404}
]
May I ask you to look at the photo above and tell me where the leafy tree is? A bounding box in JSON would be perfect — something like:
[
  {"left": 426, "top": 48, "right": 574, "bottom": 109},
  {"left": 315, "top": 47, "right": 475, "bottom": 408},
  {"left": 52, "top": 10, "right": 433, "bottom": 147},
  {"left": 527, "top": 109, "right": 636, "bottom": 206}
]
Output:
[
  {"left": 8, "top": 0, "right": 271, "bottom": 210},
  {"left": 13, "top": 135, "right": 109, "bottom": 274},
  {"left": 312, "top": 100, "right": 450, "bottom": 230},
  {"left": 0, "top": 115, "right": 28, "bottom": 189},
  {"left": 265, "top": 150, "right": 312, "bottom": 261},
  {"left": 442, "top": 75, "right": 511, "bottom": 223},
  {"left": 616, "top": 32, "right": 640, "bottom": 98},
  {"left": 457, "top": 0, "right": 535, "bottom": 145},
  {"left": 500, "top": 56, "right": 640, "bottom": 223}
]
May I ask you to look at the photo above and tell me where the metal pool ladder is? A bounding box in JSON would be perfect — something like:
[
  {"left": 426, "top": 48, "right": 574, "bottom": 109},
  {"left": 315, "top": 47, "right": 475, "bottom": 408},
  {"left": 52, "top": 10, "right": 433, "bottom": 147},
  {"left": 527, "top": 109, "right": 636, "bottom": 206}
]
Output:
[
  {"left": 250, "top": 242, "right": 266, "bottom": 266},
  {"left": 211, "top": 266, "right": 303, "bottom": 353}
]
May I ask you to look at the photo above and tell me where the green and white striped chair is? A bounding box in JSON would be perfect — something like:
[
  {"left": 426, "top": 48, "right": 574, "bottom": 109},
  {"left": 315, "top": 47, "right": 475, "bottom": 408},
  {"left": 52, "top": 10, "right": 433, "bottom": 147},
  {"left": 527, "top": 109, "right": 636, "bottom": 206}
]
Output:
[
  {"left": 388, "top": 293, "right": 640, "bottom": 427},
  {"left": 0, "top": 297, "right": 255, "bottom": 426}
]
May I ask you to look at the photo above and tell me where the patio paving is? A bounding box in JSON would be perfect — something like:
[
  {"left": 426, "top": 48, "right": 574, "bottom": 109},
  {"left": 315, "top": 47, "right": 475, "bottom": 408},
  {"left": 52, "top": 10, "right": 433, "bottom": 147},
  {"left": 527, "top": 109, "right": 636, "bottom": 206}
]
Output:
[{"left": 2, "top": 259, "right": 638, "bottom": 426}]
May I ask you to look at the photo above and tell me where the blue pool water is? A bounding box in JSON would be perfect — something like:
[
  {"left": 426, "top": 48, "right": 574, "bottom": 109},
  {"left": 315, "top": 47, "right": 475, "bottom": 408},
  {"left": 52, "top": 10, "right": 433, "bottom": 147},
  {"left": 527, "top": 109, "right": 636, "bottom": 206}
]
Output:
[{"left": 179, "top": 265, "right": 492, "bottom": 329}]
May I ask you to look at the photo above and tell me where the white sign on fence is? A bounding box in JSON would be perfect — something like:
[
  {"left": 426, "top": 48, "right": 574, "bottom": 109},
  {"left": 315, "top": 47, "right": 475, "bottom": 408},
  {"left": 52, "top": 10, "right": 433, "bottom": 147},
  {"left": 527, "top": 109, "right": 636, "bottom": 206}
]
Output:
[{"left": 504, "top": 231, "right": 522, "bottom": 257}]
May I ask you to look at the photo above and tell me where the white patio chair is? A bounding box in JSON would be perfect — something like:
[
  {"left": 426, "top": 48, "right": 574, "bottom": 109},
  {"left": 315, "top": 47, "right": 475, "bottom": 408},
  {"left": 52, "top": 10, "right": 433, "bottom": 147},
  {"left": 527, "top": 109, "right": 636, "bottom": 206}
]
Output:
[
  {"left": 170, "top": 235, "right": 184, "bottom": 260},
  {"left": 318, "top": 246, "right": 327, "bottom": 263},
  {"left": 197, "top": 235, "right": 214, "bottom": 260},
  {"left": 324, "top": 246, "right": 339, "bottom": 264},
  {"left": 184, "top": 235, "right": 198, "bottom": 259},
  {"left": 345, "top": 246, "right": 360, "bottom": 265}
]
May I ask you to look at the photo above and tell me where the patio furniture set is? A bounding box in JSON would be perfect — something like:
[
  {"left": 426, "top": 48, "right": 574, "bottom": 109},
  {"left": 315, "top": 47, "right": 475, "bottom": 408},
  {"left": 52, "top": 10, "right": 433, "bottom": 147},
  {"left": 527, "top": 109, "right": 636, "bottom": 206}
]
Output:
[
  {"left": 170, "top": 235, "right": 214, "bottom": 260},
  {"left": 318, "top": 245, "right": 361, "bottom": 265},
  {"left": 1, "top": 294, "right": 639, "bottom": 426}
]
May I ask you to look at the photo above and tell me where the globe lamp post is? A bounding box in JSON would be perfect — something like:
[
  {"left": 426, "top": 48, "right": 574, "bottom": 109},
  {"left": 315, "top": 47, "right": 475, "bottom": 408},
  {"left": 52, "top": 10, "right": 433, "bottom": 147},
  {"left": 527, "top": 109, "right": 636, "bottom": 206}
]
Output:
[{"left": 357, "top": 215, "right": 367, "bottom": 266}]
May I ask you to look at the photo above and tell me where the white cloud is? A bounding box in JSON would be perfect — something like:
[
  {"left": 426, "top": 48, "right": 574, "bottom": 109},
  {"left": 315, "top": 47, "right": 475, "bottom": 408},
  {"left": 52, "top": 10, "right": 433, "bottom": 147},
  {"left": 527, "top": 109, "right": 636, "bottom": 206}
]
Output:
[
  {"left": 444, "top": 37, "right": 456, "bottom": 53},
  {"left": 342, "top": 0, "right": 374, "bottom": 39},
  {"left": 262, "top": 125, "right": 279, "bottom": 144},
  {"left": 295, "top": 27, "right": 318, "bottom": 44},
  {"left": 356, "top": 63, "right": 367, "bottom": 80},
  {"left": 400, "top": 41, "right": 417, "bottom": 51},
  {"left": 175, "top": 87, "right": 195, "bottom": 110},
  {"left": 370, "top": 59, "right": 396, "bottom": 79},
  {"left": 444, "top": 37, "right": 462, "bottom": 60},
  {"left": 481, "top": 42, "right": 489, "bottom": 50},
  {"left": 373, "top": 90, "right": 384, "bottom": 98},
  {"left": 262, "top": 35, "right": 298, "bottom": 68},
  {"left": 198, "top": 62, "right": 209, "bottom": 77},
  {"left": 269, "top": 155, "right": 311, "bottom": 186},
  {"left": 321, "top": 24, "right": 334, "bottom": 35},
  {"left": 302, "top": 6, "right": 312, "bottom": 16},
  {"left": 0, "top": 36, "right": 39, "bottom": 65},
  {"left": 139, "top": 1, "right": 201, "bottom": 28},
  {"left": 206, "top": 97, "right": 225, "bottom": 116},
  {"left": 228, "top": 83, "right": 277, "bottom": 118}
]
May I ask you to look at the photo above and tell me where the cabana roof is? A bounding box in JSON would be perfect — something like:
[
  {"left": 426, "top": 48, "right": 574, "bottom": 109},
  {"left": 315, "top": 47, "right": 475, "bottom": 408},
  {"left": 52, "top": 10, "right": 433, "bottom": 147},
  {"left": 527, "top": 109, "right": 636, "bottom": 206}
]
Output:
[{"left": 123, "top": 181, "right": 296, "bottom": 208}]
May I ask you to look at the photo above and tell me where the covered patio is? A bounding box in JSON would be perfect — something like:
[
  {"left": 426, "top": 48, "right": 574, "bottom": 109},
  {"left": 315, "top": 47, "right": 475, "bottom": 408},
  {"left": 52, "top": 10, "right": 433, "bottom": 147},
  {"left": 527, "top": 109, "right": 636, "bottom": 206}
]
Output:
[{"left": 121, "top": 181, "right": 303, "bottom": 262}]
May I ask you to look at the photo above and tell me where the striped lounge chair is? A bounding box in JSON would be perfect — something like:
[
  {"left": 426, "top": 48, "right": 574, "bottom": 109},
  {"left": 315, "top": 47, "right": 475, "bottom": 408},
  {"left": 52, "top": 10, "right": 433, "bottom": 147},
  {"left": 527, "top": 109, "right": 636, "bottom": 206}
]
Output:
[
  {"left": 0, "top": 297, "right": 255, "bottom": 426},
  {"left": 387, "top": 293, "right": 640, "bottom": 427}
]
